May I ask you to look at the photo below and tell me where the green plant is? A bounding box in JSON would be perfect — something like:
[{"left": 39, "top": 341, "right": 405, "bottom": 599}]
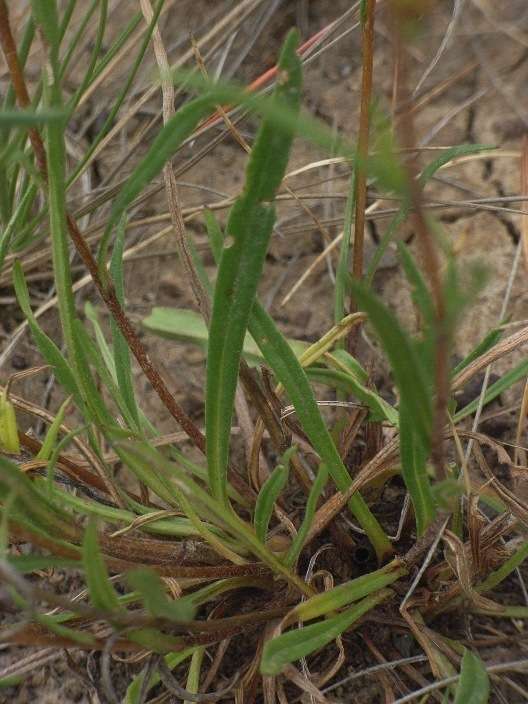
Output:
[{"left": 1, "top": 1, "right": 528, "bottom": 701}]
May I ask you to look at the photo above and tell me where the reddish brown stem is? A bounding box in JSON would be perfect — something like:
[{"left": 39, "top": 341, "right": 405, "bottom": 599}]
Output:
[
  {"left": 352, "top": 0, "right": 376, "bottom": 284},
  {"left": 348, "top": 0, "right": 376, "bottom": 354}
]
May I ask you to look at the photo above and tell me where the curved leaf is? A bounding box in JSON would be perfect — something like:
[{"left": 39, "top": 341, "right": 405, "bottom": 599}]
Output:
[{"left": 254, "top": 462, "right": 290, "bottom": 544}]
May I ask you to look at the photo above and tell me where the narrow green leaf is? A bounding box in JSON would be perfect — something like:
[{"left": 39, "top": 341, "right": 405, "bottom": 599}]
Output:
[
  {"left": 254, "top": 460, "right": 290, "bottom": 544},
  {"left": 30, "top": 0, "right": 60, "bottom": 59},
  {"left": 477, "top": 541, "right": 528, "bottom": 594},
  {"left": 368, "top": 108, "right": 407, "bottom": 196},
  {"left": 98, "top": 91, "right": 233, "bottom": 268},
  {"left": 0, "top": 455, "right": 78, "bottom": 540},
  {"left": 286, "top": 463, "right": 328, "bottom": 567},
  {"left": 126, "top": 568, "right": 197, "bottom": 621},
  {"left": 454, "top": 357, "right": 528, "bottom": 422},
  {"left": 0, "top": 109, "right": 64, "bottom": 126},
  {"left": 71, "top": 319, "right": 121, "bottom": 428},
  {"left": 399, "top": 399, "right": 436, "bottom": 535},
  {"left": 293, "top": 561, "right": 406, "bottom": 622},
  {"left": 419, "top": 144, "right": 494, "bottom": 186},
  {"left": 206, "top": 30, "right": 302, "bottom": 505},
  {"left": 184, "top": 647, "right": 205, "bottom": 704},
  {"left": 44, "top": 64, "right": 97, "bottom": 410},
  {"left": 398, "top": 242, "right": 435, "bottom": 330},
  {"left": 36, "top": 395, "right": 70, "bottom": 460},
  {"left": 13, "top": 261, "right": 82, "bottom": 403},
  {"left": 325, "top": 348, "right": 369, "bottom": 384},
  {"left": 58, "top": 0, "right": 98, "bottom": 82},
  {"left": 350, "top": 280, "right": 436, "bottom": 533},
  {"left": 249, "top": 304, "right": 392, "bottom": 561},
  {"left": 306, "top": 367, "right": 399, "bottom": 425},
  {"left": 0, "top": 392, "right": 20, "bottom": 454},
  {"left": 37, "top": 612, "right": 95, "bottom": 647},
  {"left": 65, "top": 0, "right": 108, "bottom": 117},
  {"left": 453, "top": 649, "right": 490, "bottom": 704},
  {"left": 365, "top": 206, "right": 408, "bottom": 285},
  {"left": 127, "top": 627, "right": 183, "bottom": 653},
  {"left": 0, "top": 675, "right": 23, "bottom": 688},
  {"left": 8, "top": 555, "right": 80, "bottom": 573},
  {"left": 204, "top": 208, "right": 224, "bottom": 263},
  {"left": 143, "top": 306, "right": 309, "bottom": 365},
  {"left": 452, "top": 326, "right": 503, "bottom": 375},
  {"left": 83, "top": 520, "right": 121, "bottom": 612},
  {"left": 350, "top": 279, "right": 432, "bottom": 449},
  {"left": 260, "top": 589, "right": 392, "bottom": 675}
]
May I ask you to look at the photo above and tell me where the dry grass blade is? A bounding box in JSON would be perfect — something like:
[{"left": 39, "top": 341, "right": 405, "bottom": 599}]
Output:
[
  {"left": 139, "top": 0, "right": 210, "bottom": 321},
  {"left": 443, "top": 529, "right": 503, "bottom": 613},
  {"left": 283, "top": 664, "right": 333, "bottom": 704}
]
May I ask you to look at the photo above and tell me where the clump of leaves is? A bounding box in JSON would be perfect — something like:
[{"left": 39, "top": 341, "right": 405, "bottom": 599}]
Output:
[{"left": 0, "top": 2, "right": 526, "bottom": 702}]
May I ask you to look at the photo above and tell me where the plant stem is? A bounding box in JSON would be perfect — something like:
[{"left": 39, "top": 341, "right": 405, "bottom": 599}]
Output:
[
  {"left": 348, "top": 0, "right": 376, "bottom": 353},
  {"left": 390, "top": 4, "right": 448, "bottom": 481}
]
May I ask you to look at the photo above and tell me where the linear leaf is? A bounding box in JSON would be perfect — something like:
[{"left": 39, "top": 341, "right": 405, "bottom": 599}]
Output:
[
  {"left": 419, "top": 144, "right": 494, "bottom": 186},
  {"left": 83, "top": 520, "right": 121, "bottom": 612},
  {"left": 292, "top": 562, "right": 405, "bottom": 622},
  {"left": 0, "top": 455, "right": 78, "bottom": 539},
  {"left": 110, "top": 218, "right": 140, "bottom": 429},
  {"left": 206, "top": 30, "right": 302, "bottom": 505},
  {"left": 13, "top": 261, "right": 82, "bottom": 403},
  {"left": 36, "top": 395, "right": 70, "bottom": 460},
  {"left": 126, "top": 568, "right": 197, "bottom": 621},
  {"left": 143, "top": 306, "right": 308, "bottom": 364},
  {"left": 398, "top": 242, "right": 435, "bottom": 331},
  {"left": 350, "top": 280, "right": 436, "bottom": 533},
  {"left": 286, "top": 463, "right": 328, "bottom": 567},
  {"left": 399, "top": 399, "right": 436, "bottom": 535},
  {"left": 260, "top": 589, "right": 392, "bottom": 676},
  {"left": 8, "top": 555, "right": 80, "bottom": 573},
  {"left": 249, "top": 304, "right": 392, "bottom": 560},
  {"left": 306, "top": 368, "right": 398, "bottom": 424},
  {"left": 453, "top": 649, "right": 490, "bottom": 704},
  {"left": 454, "top": 357, "right": 528, "bottom": 422},
  {"left": 452, "top": 327, "right": 503, "bottom": 376},
  {"left": 30, "top": 0, "right": 60, "bottom": 59},
  {"left": 350, "top": 279, "right": 432, "bottom": 449},
  {"left": 98, "top": 95, "right": 226, "bottom": 264},
  {"left": 254, "top": 460, "right": 290, "bottom": 544},
  {"left": 0, "top": 109, "right": 64, "bottom": 126}
]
